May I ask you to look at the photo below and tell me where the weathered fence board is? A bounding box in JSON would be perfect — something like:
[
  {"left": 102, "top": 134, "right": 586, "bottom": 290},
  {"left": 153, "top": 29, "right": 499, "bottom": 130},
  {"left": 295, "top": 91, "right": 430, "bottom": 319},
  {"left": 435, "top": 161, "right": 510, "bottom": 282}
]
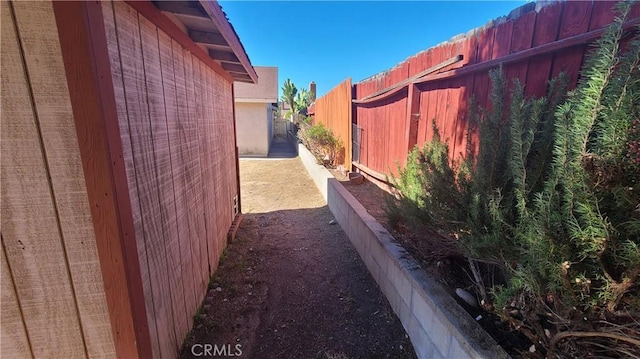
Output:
[
  {"left": 312, "top": 79, "right": 353, "bottom": 169},
  {"left": 339, "top": 1, "right": 640, "bottom": 178}
]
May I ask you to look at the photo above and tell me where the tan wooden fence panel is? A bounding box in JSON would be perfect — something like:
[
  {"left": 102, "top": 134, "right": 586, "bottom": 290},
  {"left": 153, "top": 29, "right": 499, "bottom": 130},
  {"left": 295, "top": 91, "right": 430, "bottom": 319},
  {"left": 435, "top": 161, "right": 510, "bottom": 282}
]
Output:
[{"left": 312, "top": 78, "right": 353, "bottom": 170}]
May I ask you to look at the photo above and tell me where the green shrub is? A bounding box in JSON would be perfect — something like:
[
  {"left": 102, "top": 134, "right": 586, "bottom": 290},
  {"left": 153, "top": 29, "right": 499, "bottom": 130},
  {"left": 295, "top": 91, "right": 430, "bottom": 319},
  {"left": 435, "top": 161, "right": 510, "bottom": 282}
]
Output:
[
  {"left": 298, "top": 121, "right": 343, "bottom": 166},
  {"left": 388, "top": 3, "right": 640, "bottom": 356}
]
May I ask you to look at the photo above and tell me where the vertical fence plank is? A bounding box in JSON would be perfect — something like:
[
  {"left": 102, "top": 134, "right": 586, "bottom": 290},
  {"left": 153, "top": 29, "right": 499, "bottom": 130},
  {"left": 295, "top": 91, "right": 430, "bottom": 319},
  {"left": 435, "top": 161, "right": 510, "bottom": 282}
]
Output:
[
  {"left": 314, "top": 79, "right": 353, "bottom": 170},
  {"left": 508, "top": 11, "right": 536, "bottom": 86},
  {"left": 525, "top": 2, "right": 562, "bottom": 98},
  {"left": 452, "top": 35, "right": 478, "bottom": 161},
  {"left": 416, "top": 50, "right": 433, "bottom": 147},
  {"left": 551, "top": 1, "right": 593, "bottom": 87}
]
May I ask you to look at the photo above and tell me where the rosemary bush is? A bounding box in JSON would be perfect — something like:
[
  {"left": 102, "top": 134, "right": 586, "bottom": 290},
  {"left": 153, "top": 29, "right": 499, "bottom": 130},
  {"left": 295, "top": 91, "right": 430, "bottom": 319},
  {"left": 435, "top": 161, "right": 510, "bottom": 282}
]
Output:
[{"left": 388, "top": 3, "right": 640, "bottom": 356}]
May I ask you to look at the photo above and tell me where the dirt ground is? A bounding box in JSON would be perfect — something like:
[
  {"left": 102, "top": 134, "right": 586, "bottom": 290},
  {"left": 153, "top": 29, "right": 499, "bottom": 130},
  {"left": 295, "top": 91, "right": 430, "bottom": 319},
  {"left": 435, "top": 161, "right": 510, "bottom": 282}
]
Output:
[{"left": 180, "top": 158, "right": 415, "bottom": 359}]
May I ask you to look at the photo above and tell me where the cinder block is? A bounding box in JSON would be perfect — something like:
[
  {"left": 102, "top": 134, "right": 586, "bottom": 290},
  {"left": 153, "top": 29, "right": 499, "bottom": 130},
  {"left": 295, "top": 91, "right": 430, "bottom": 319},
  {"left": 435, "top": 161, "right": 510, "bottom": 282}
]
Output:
[
  {"left": 388, "top": 262, "right": 412, "bottom": 307},
  {"left": 348, "top": 210, "right": 368, "bottom": 259},
  {"left": 447, "top": 338, "right": 472, "bottom": 359},
  {"left": 427, "top": 313, "right": 453, "bottom": 357},
  {"left": 364, "top": 250, "right": 381, "bottom": 284},
  {"left": 411, "top": 289, "right": 435, "bottom": 332},
  {"left": 408, "top": 314, "right": 435, "bottom": 359},
  {"left": 370, "top": 239, "right": 389, "bottom": 273},
  {"left": 378, "top": 275, "right": 396, "bottom": 306},
  {"left": 397, "top": 292, "right": 412, "bottom": 331}
]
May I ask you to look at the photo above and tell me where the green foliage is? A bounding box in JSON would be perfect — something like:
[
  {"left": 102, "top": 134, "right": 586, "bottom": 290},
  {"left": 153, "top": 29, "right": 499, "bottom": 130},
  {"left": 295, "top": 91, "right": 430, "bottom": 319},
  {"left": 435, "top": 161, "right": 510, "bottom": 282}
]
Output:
[
  {"left": 298, "top": 121, "right": 343, "bottom": 166},
  {"left": 388, "top": 3, "right": 640, "bottom": 355},
  {"left": 295, "top": 88, "right": 313, "bottom": 116},
  {"left": 281, "top": 79, "right": 297, "bottom": 119}
]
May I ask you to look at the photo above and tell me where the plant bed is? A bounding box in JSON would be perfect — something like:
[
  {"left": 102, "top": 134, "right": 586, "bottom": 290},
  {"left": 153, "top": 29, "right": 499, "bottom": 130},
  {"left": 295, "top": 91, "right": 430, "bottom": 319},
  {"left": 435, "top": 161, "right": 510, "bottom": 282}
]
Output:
[{"left": 330, "top": 170, "right": 530, "bottom": 357}]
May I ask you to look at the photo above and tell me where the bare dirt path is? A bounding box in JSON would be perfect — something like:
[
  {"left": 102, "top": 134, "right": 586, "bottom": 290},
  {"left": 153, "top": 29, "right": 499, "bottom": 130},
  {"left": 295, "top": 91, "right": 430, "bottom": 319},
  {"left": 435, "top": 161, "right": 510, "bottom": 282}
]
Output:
[{"left": 180, "top": 158, "right": 415, "bottom": 359}]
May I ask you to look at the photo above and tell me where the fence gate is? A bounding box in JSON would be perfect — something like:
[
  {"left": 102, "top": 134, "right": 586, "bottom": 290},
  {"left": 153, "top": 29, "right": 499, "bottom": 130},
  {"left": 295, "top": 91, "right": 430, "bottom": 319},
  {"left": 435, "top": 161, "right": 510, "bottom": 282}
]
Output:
[
  {"left": 274, "top": 118, "right": 287, "bottom": 138},
  {"left": 352, "top": 123, "right": 361, "bottom": 163}
]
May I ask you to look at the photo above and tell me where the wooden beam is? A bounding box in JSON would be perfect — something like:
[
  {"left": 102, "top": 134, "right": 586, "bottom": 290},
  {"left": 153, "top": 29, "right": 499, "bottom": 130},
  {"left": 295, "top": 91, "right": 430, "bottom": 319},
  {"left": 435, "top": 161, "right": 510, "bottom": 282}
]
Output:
[
  {"left": 52, "top": 2, "right": 153, "bottom": 358},
  {"left": 232, "top": 74, "right": 252, "bottom": 81},
  {"left": 153, "top": 1, "right": 208, "bottom": 18},
  {"left": 208, "top": 49, "right": 239, "bottom": 63},
  {"left": 188, "top": 29, "right": 227, "bottom": 46},
  {"left": 221, "top": 62, "right": 245, "bottom": 73},
  {"left": 126, "top": 1, "right": 233, "bottom": 83},
  {"left": 353, "top": 55, "right": 463, "bottom": 104},
  {"left": 353, "top": 17, "right": 639, "bottom": 106},
  {"left": 413, "top": 17, "right": 640, "bottom": 86},
  {"left": 352, "top": 161, "right": 392, "bottom": 184},
  {"left": 233, "top": 77, "right": 254, "bottom": 83},
  {"left": 198, "top": 1, "right": 258, "bottom": 83}
]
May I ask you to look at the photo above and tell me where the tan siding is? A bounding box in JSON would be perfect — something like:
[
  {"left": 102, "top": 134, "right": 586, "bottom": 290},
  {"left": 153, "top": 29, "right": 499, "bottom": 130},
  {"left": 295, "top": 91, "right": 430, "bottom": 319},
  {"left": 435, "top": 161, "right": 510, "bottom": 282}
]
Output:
[
  {"left": 111, "top": 2, "right": 178, "bottom": 357},
  {"left": 157, "top": 28, "right": 193, "bottom": 343},
  {"left": 1, "top": 242, "right": 32, "bottom": 358},
  {"left": 101, "top": 2, "right": 162, "bottom": 358},
  {"left": 101, "top": 2, "right": 240, "bottom": 354},
  {"left": 167, "top": 40, "right": 198, "bottom": 334},
  {"left": 182, "top": 47, "right": 210, "bottom": 299},
  {"left": 11, "top": 2, "right": 116, "bottom": 357},
  {"left": 1, "top": 1, "right": 103, "bottom": 357}
]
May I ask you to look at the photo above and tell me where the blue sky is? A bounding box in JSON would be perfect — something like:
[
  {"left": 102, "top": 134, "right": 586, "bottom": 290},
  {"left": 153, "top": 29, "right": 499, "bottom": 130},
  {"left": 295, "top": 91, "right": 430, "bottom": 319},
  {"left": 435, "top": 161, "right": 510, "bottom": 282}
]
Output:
[{"left": 220, "top": 1, "right": 526, "bottom": 98}]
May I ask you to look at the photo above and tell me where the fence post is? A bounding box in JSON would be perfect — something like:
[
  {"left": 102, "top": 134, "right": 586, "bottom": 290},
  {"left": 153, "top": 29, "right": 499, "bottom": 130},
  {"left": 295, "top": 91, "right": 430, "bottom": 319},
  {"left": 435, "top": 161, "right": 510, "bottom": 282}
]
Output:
[{"left": 405, "top": 84, "right": 421, "bottom": 154}]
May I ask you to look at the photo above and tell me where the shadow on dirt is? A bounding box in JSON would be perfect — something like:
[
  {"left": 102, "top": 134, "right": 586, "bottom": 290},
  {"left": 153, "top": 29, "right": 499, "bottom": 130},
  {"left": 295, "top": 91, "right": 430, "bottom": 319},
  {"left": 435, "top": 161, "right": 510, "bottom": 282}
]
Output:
[{"left": 179, "top": 207, "right": 415, "bottom": 359}]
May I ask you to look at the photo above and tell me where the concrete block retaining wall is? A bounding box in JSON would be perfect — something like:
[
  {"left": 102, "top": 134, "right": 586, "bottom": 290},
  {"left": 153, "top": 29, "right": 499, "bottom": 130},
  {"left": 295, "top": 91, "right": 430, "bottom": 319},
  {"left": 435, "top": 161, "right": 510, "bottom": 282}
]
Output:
[{"left": 298, "top": 144, "right": 509, "bottom": 359}]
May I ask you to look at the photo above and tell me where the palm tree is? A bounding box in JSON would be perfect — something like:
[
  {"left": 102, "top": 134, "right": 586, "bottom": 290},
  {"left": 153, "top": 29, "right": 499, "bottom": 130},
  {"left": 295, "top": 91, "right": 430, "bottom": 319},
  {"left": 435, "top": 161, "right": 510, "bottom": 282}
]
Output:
[
  {"left": 281, "top": 79, "right": 297, "bottom": 121},
  {"left": 295, "top": 88, "right": 312, "bottom": 117}
]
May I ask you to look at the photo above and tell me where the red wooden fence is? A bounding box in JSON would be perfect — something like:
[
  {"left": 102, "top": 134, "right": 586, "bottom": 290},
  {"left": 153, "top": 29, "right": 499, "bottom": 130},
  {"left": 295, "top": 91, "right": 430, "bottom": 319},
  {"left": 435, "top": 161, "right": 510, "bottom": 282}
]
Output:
[{"left": 346, "top": 1, "right": 640, "bottom": 178}]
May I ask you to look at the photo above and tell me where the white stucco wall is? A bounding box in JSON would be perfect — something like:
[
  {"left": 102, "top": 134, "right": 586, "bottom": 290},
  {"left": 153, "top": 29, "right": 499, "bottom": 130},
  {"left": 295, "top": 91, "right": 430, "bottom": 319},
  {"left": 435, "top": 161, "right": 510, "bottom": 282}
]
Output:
[{"left": 235, "top": 102, "right": 270, "bottom": 156}]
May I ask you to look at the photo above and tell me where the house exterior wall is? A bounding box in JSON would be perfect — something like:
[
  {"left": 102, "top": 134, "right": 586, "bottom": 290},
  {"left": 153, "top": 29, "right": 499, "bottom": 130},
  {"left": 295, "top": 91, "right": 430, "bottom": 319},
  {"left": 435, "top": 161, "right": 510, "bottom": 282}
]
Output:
[
  {"left": 236, "top": 102, "right": 271, "bottom": 156},
  {"left": 234, "top": 66, "right": 278, "bottom": 102},
  {"left": 1, "top": 1, "right": 116, "bottom": 357},
  {"left": 102, "top": 2, "right": 239, "bottom": 356},
  {"left": 1, "top": 1, "right": 246, "bottom": 358}
]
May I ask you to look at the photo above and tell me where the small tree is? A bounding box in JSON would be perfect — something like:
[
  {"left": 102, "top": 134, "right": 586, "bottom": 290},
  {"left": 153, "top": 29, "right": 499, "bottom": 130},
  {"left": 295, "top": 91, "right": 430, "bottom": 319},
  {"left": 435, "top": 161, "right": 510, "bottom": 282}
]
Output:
[
  {"left": 295, "top": 88, "right": 313, "bottom": 117},
  {"left": 281, "top": 79, "right": 297, "bottom": 121}
]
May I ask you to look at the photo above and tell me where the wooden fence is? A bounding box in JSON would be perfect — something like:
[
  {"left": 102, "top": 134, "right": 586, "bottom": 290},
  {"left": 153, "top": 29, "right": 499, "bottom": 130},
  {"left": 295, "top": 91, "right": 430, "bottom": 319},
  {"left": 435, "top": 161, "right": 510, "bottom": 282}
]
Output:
[
  {"left": 310, "top": 78, "right": 353, "bottom": 170},
  {"left": 313, "top": 1, "right": 640, "bottom": 179},
  {"left": 1, "top": 1, "right": 245, "bottom": 358}
]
